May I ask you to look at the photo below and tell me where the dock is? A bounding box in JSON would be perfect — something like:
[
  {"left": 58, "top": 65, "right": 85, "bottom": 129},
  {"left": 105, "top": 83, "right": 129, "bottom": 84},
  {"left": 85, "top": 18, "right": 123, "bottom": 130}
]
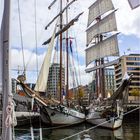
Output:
[{"left": 0, "top": 111, "right": 40, "bottom": 127}]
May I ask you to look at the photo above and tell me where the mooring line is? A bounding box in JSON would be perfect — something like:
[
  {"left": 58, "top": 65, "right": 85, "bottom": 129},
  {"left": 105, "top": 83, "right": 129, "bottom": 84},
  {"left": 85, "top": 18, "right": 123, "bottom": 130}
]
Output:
[
  {"left": 14, "top": 107, "right": 140, "bottom": 139},
  {"left": 61, "top": 106, "right": 140, "bottom": 140}
]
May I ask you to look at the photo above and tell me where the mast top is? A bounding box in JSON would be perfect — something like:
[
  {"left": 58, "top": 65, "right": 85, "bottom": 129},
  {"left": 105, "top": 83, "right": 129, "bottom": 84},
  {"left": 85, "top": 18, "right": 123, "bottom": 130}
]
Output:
[{"left": 87, "top": 0, "right": 114, "bottom": 27}]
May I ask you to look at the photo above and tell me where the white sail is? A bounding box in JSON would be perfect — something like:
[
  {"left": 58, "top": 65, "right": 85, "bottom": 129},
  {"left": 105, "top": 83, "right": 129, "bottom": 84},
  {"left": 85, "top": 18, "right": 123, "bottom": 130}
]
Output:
[
  {"left": 88, "top": 0, "right": 114, "bottom": 26},
  {"left": 34, "top": 23, "right": 57, "bottom": 92},
  {"left": 86, "top": 11, "right": 117, "bottom": 45},
  {"left": 86, "top": 34, "right": 119, "bottom": 66}
]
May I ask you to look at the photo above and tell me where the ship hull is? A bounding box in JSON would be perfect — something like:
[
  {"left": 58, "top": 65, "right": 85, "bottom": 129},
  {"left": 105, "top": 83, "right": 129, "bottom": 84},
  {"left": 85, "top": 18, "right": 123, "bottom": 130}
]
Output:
[
  {"left": 40, "top": 105, "right": 85, "bottom": 126},
  {"left": 86, "top": 116, "right": 123, "bottom": 129},
  {"left": 19, "top": 84, "right": 85, "bottom": 126},
  {"left": 86, "top": 110, "right": 123, "bottom": 129}
]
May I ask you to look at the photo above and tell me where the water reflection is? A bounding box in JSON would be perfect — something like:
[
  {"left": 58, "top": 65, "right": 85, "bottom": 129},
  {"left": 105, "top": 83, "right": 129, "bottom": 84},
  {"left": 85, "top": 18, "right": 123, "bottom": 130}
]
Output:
[
  {"left": 71, "top": 126, "right": 124, "bottom": 140},
  {"left": 82, "top": 127, "right": 123, "bottom": 140},
  {"left": 15, "top": 121, "right": 139, "bottom": 140}
]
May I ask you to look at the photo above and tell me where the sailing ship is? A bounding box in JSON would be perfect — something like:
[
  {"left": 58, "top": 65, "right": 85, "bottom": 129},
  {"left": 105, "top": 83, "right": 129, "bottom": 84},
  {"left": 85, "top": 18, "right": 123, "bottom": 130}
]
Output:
[
  {"left": 16, "top": 0, "right": 85, "bottom": 126},
  {"left": 86, "top": 73, "right": 131, "bottom": 129},
  {"left": 85, "top": 0, "right": 131, "bottom": 129}
]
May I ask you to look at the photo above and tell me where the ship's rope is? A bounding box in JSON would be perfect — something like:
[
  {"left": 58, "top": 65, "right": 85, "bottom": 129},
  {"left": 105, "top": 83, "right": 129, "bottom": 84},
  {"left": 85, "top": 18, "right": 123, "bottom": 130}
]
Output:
[
  {"left": 26, "top": 95, "right": 42, "bottom": 140},
  {"left": 17, "top": 0, "right": 26, "bottom": 75},
  {"left": 29, "top": 100, "right": 35, "bottom": 140},
  {"left": 12, "top": 100, "right": 17, "bottom": 140},
  {"left": 69, "top": 40, "right": 79, "bottom": 87},
  {"left": 4, "top": 96, "right": 17, "bottom": 140},
  {"left": 30, "top": 126, "right": 34, "bottom": 140},
  {"left": 34, "top": 0, "right": 39, "bottom": 82},
  {"left": 69, "top": 39, "right": 83, "bottom": 102},
  {"left": 61, "top": 106, "right": 140, "bottom": 140},
  {"left": 14, "top": 106, "right": 140, "bottom": 133},
  {"left": 39, "top": 117, "right": 43, "bottom": 140},
  {"left": 69, "top": 51, "right": 76, "bottom": 94},
  {"left": 74, "top": 38, "right": 81, "bottom": 85}
]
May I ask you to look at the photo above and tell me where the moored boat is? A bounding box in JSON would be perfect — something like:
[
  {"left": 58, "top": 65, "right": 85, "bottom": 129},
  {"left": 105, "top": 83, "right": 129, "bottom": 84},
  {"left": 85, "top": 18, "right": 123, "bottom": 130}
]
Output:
[
  {"left": 16, "top": 0, "right": 85, "bottom": 126},
  {"left": 86, "top": 73, "right": 132, "bottom": 129}
]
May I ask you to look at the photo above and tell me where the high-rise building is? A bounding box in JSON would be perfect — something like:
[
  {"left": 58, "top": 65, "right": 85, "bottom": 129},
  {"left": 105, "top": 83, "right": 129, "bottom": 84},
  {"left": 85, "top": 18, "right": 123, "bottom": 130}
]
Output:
[
  {"left": 47, "top": 63, "right": 65, "bottom": 99},
  {"left": 89, "top": 68, "right": 115, "bottom": 98},
  {"left": 104, "top": 68, "right": 116, "bottom": 96},
  {"left": 114, "top": 54, "right": 140, "bottom": 103}
]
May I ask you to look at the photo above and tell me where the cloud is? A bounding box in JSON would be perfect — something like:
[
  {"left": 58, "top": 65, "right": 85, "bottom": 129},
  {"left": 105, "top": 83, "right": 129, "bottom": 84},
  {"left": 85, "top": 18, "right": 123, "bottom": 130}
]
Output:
[
  {"left": 79, "top": 65, "right": 93, "bottom": 85},
  {"left": 6, "top": 0, "right": 140, "bottom": 86},
  {"left": 11, "top": 48, "right": 45, "bottom": 71},
  {"left": 113, "top": 0, "right": 140, "bottom": 38}
]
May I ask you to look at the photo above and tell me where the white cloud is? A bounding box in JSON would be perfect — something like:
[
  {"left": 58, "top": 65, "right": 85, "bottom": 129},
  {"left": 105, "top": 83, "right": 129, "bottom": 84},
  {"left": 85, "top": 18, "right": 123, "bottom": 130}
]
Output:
[
  {"left": 5, "top": 0, "right": 139, "bottom": 85},
  {"left": 113, "top": 0, "right": 140, "bottom": 38},
  {"left": 79, "top": 65, "right": 93, "bottom": 85},
  {"left": 11, "top": 48, "right": 45, "bottom": 72}
]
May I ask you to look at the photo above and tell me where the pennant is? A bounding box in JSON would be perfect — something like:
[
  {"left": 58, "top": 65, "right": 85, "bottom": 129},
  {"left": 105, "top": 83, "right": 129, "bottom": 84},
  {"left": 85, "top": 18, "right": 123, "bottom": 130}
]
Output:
[
  {"left": 55, "top": 37, "right": 59, "bottom": 51},
  {"left": 128, "top": 0, "right": 140, "bottom": 9},
  {"left": 69, "top": 40, "right": 73, "bottom": 53}
]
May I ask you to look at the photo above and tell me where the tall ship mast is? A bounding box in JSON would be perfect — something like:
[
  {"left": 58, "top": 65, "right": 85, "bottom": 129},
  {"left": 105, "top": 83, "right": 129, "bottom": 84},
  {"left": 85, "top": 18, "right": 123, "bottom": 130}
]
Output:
[
  {"left": 17, "top": 0, "right": 85, "bottom": 126},
  {"left": 85, "top": 0, "right": 119, "bottom": 98},
  {"left": 85, "top": 0, "right": 131, "bottom": 129}
]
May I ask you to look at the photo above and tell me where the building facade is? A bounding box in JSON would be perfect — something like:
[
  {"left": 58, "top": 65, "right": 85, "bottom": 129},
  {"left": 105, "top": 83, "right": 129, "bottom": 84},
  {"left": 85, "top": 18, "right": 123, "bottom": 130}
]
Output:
[
  {"left": 81, "top": 85, "right": 90, "bottom": 106},
  {"left": 89, "top": 68, "right": 115, "bottom": 99},
  {"left": 114, "top": 54, "right": 140, "bottom": 103},
  {"left": 104, "top": 68, "right": 116, "bottom": 97},
  {"left": 47, "top": 63, "right": 65, "bottom": 99}
]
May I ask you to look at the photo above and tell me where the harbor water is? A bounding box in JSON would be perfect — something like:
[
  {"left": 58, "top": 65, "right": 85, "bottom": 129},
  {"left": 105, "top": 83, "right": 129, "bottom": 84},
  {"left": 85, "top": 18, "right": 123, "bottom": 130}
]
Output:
[{"left": 15, "top": 117, "right": 139, "bottom": 140}]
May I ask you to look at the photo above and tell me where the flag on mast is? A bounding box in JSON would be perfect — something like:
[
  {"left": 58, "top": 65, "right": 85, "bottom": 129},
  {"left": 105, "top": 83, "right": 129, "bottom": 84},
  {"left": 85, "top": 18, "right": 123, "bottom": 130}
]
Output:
[{"left": 128, "top": 0, "right": 140, "bottom": 9}]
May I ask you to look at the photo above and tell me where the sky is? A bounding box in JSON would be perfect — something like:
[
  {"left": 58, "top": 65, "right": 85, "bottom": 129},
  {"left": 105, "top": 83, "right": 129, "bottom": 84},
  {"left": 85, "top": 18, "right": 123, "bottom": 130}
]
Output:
[{"left": 0, "top": 0, "right": 140, "bottom": 86}]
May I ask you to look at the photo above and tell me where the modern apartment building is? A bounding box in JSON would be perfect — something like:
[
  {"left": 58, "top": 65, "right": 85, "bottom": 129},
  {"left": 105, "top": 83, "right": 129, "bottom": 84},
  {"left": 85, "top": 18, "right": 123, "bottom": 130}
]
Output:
[
  {"left": 88, "top": 68, "right": 115, "bottom": 101},
  {"left": 114, "top": 54, "right": 140, "bottom": 103},
  {"left": 89, "top": 68, "right": 115, "bottom": 99},
  {"left": 68, "top": 85, "right": 90, "bottom": 106},
  {"left": 47, "top": 63, "right": 65, "bottom": 99},
  {"left": 81, "top": 85, "right": 90, "bottom": 106},
  {"left": 104, "top": 68, "right": 115, "bottom": 96}
]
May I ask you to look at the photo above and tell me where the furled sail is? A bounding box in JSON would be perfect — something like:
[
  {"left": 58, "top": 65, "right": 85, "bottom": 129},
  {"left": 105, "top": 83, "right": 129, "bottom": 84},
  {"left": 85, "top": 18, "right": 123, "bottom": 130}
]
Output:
[
  {"left": 34, "top": 23, "right": 57, "bottom": 92},
  {"left": 88, "top": 0, "right": 114, "bottom": 26},
  {"left": 86, "top": 34, "right": 119, "bottom": 66},
  {"left": 86, "top": 11, "right": 117, "bottom": 45}
]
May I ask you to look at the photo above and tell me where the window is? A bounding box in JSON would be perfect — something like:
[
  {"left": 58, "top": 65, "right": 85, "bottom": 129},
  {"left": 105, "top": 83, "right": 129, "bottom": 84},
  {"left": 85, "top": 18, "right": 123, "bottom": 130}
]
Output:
[
  {"left": 127, "top": 67, "right": 140, "bottom": 71},
  {"left": 126, "top": 62, "right": 140, "bottom": 66},
  {"left": 126, "top": 57, "right": 140, "bottom": 61},
  {"left": 130, "top": 83, "right": 140, "bottom": 86},
  {"left": 132, "top": 77, "right": 140, "bottom": 81},
  {"left": 128, "top": 72, "right": 140, "bottom": 76}
]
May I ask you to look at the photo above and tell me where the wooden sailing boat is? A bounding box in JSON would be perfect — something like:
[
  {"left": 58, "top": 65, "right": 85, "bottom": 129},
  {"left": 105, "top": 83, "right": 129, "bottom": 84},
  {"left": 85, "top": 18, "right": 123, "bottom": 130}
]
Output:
[
  {"left": 86, "top": 73, "right": 131, "bottom": 129},
  {"left": 17, "top": 0, "right": 85, "bottom": 126},
  {"left": 85, "top": 0, "right": 131, "bottom": 129}
]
